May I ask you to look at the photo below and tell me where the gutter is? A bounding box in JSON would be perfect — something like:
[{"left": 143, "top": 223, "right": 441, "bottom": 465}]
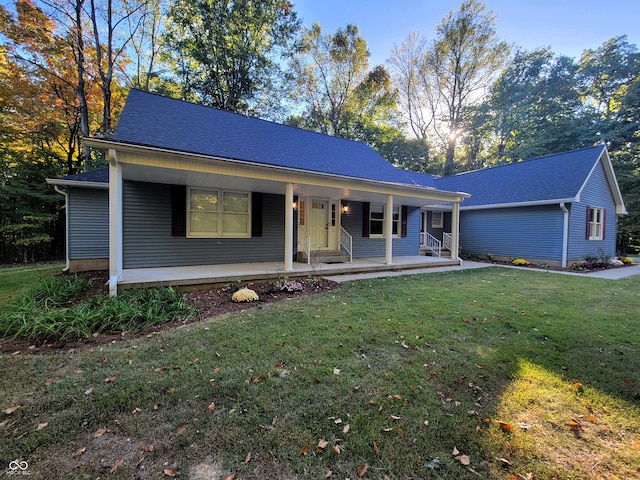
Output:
[
  {"left": 52, "top": 185, "right": 70, "bottom": 272},
  {"left": 560, "top": 202, "right": 569, "bottom": 268}
]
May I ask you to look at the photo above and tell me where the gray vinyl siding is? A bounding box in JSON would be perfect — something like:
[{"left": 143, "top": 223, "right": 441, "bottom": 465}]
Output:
[
  {"left": 68, "top": 187, "right": 109, "bottom": 259},
  {"left": 122, "top": 181, "right": 285, "bottom": 268},
  {"left": 341, "top": 202, "right": 421, "bottom": 257},
  {"left": 567, "top": 160, "right": 617, "bottom": 260},
  {"left": 459, "top": 205, "right": 565, "bottom": 261}
]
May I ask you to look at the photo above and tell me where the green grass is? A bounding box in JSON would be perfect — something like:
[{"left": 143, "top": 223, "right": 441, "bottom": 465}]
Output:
[
  {"left": 0, "top": 263, "right": 64, "bottom": 305},
  {"left": 1, "top": 267, "right": 639, "bottom": 479}
]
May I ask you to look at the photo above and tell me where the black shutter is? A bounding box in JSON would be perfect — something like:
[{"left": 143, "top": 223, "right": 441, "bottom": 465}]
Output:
[
  {"left": 362, "top": 202, "right": 370, "bottom": 237},
  {"left": 401, "top": 205, "right": 408, "bottom": 238},
  {"left": 252, "top": 192, "right": 263, "bottom": 237},
  {"left": 585, "top": 206, "right": 591, "bottom": 240},
  {"left": 171, "top": 185, "right": 186, "bottom": 237}
]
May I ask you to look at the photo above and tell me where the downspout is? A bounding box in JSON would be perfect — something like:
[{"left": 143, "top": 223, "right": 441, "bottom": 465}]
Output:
[
  {"left": 560, "top": 203, "right": 569, "bottom": 268},
  {"left": 53, "top": 185, "right": 70, "bottom": 272}
]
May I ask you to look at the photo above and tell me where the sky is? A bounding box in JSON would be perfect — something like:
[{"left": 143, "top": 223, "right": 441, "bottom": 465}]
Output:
[{"left": 293, "top": 0, "right": 640, "bottom": 67}]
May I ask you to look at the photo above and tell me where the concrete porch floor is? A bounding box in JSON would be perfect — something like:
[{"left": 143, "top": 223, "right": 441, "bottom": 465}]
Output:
[{"left": 119, "top": 255, "right": 460, "bottom": 288}]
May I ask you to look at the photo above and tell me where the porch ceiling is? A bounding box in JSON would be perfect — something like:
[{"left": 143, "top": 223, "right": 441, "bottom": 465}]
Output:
[{"left": 121, "top": 163, "right": 455, "bottom": 208}]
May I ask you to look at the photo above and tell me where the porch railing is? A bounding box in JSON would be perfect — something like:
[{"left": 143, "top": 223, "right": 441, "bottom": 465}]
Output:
[
  {"left": 299, "top": 225, "right": 311, "bottom": 264},
  {"left": 443, "top": 232, "right": 452, "bottom": 252},
  {"left": 340, "top": 226, "right": 353, "bottom": 262},
  {"left": 420, "top": 232, "right": 441, "bottom": 257}
]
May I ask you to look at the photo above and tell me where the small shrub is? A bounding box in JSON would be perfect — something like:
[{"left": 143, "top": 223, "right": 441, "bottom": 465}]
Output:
[
  {"left": 280, "top": 280, "right": 303, "bottom": 293},
  {"left": 512, "top": 258, "right": 529, "bottom": 266},
  {"left": 621, "top": 257, "right": 634, "bottom": 264},
  {"left": 231, "top": 287, "right": 259, "bottom": 303}
]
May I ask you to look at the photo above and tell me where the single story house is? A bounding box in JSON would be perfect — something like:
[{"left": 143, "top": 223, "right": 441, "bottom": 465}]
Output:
[
  {"left": 47, "top": 90, "right": 626, "bottom": 294},
  {"left": 48, "top": 90, "right": 469, "bottom": 294}
]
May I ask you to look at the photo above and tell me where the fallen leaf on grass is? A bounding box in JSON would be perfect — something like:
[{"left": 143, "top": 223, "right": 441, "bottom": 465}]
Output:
[
  {"left": 93, "top": 428, "right": 107, "bottom": 438},
  {"left": 457, "top": 455, "right": 471, "bottom": 466},
  {"left": 372, "top": 441, "right": 380, "bottom": 455},
  {"left": 37, "top": 422, "right": 48, "bottom": 430},
  {"left": 104, "top": 376, "right": 116, "bottom": 383},
  {"left": 208, "top": 402, "right": 215, "bottom": 412},
  {"left": 325, "top": 470, "right": 332, "bottom": 478},
  {"left": 317, "top": 439, "right": 329, "bottom": 449},
  {"left": 452, "top": 446, "right": 459, "bottom": 456},
  {"left": 498, "top": 421, "right": 513, "bottom": 431},
  {"left": 300, "top": 445, "right": 310, "bottom": 455},
  {"left": 225, "top": 474, "right": 235, "bottom": 480},
  {"left": 357, "top": 463, "right": 369, "bottom": 477},
  {"left": 516, "top": 422, "right": 531, "bottom": 431},
  {"left": 72, "top": 447, "right": 86, "bottom": 458},
  {"left": 567, "top": 419, "right": 582, "bottom": 430},
  {"left": 333, "top": 367, "right": 341, "bottom": 375},
  {"left": 586, "top": 415, "right": 599, "bottom": 424},
  {"left": 45, "top": 376, "right": 55, "bottom": 385},
  {"left": 4, "top": 405, "right": 20, "bottom": 414},
  {"left": 176, "top": 426, "right": 187, "bottom": 435},
  {"left": 163, "top": 467, "right": 177, "bottom": 476},
  {"left": 111, "top": 458, "right": 123, "bottom": 473},
  {"left": 84, "top": 387, "right": 94, "bottom": 395},
  {"left": 244, "top": 452, "right": 251, "bottom": 464},
  {"left": 332, "top": 445, "right": 341, "bottom": 454},
  {"left": 343, "top": 424, "right": 350, "bottom": 433}
]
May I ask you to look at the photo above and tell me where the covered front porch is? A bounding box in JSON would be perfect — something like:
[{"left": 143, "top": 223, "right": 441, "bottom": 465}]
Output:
[{"left": 120, "top": 255, "right": 460, "bottom": 288}]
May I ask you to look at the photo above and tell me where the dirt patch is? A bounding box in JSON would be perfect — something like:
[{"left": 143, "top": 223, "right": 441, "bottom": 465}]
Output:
[{"left": 0, "top": 273, "right": 340, "bottom": 355}]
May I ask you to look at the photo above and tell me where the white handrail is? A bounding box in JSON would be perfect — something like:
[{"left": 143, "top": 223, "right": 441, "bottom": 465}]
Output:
[
  {"left": 421, "top": 232, "right": 441, "bottom": 257},
  {"left": 340, "top": 226, "right": 353, "bottom": 262},
  {"left": 443, "top": 232, "right": 452, "bottom": 252}
]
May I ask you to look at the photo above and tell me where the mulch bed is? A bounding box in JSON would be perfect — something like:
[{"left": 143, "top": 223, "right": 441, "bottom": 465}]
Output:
[{"left": 0, "top": 272, "right": 340, "bottom": 355}]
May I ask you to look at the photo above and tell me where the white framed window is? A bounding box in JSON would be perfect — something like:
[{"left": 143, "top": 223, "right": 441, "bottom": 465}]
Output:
[
  {"left": 370, "top": 203, "right": 400, "bottom": 237},
  {"left": 188, "top": 188, "right": 250, "bottom": 237},
  {"left": 431, "top": 211, "right": 443, "bottom": 228},
  {"left": 588, "top": 206, "right": 604, "bottom": 240}
]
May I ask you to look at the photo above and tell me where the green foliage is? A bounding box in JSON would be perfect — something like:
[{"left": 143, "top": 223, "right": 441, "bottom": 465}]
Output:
[
  {"left": 0, "top": 275, "right": 196, "bottom": 342},
  {"left": 288, "top": 23, "right": 398, "bottom": 144},
  {"left": 163, "top": 0, "right": 300, "bottom": 112}
]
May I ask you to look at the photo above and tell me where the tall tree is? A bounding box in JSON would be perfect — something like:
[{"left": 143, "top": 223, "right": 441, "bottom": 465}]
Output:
[
  {"left": 484, "top": 48, "right": 587, "bottom": 163},
  {"left": 164, "top": 0, "right": 299, "bottom": 113},
  {"left": 393, "top": 0, "right": 508, "bottom": 176},
  {"left": 288, "top": 23, "right": 397, "bottom": 143}
]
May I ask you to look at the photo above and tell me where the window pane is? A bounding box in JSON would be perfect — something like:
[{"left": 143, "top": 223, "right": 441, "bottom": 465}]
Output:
[
  {"left": 371, "top": 220, "right": 383, "bottom": 235},
  {"left": 190, "top": 211, "right": 217, "bottom": 233},
  {"left": 223, "top": 213, "right": 248, "bottom": 234},
  {"left": 223, "top": 192, "right": 249, "bottom": 213},
  {"left": 370, "top": 203, "right": 384, "bottom": 220},
  {"left": 190, "top": 190, "right": 218, "bottom": 212}
]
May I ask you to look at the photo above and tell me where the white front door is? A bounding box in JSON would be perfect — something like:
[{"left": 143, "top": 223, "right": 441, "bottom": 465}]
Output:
[{"left": 310, "top": 198, "right": 329, "bottom": 249}]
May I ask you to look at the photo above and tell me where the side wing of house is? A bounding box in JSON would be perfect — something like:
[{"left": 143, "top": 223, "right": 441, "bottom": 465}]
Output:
[
  {"left": 68, "top": 186, "right": 109, "bottom": 272},
  {"left": 567, "top": 158, "right": 619, "bottom": 262},
  {"left": 459, "top": 205, "right": 566, "bottom": 264}
]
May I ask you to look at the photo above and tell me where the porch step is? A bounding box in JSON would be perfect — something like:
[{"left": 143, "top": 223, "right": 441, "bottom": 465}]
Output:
[
  {"left": 420, "top": 248, "right": 451, "bottom": 257},
  {"left": 298, "top": 250, "right": 350, "bottom": 264}
]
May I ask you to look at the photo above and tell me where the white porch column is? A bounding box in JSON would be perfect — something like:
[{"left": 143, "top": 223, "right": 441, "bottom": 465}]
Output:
[
  {"left": 385, "top": 194, "right": 393, "bottom": 265},
  {"left": 108, "top": 150, "right": 123, "bottom": 296},
  {"left": 284, "top": 183, "right": 294, "bottom": 271},
  {"left": 451, "top": 200, "right": 460, "bottom": 261}
]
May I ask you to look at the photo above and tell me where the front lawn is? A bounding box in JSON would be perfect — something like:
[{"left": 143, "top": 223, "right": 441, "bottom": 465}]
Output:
[{"left": 1, "top": 268, "right": 639, "bottom": 479}]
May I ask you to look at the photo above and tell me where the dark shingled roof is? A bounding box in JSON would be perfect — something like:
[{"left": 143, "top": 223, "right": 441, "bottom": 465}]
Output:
[
  {"left": 433, "top": 146, "right": 606, "bottom": 207},
  {"left": 54, "top": 167, "right": 109, "bottom": 184},
  {"left": 111, "top": 89, "right": 439, "bottom": 187}
]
